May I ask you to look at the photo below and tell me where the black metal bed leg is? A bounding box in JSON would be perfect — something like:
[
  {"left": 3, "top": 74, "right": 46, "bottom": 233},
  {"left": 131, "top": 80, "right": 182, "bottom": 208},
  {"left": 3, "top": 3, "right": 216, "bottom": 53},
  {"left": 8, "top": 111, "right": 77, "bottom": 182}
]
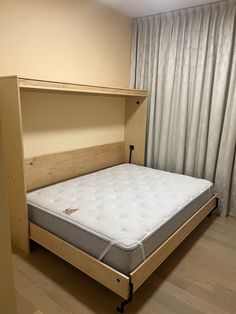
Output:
[
  {"left": 117, "top": 281, "right": 133, "bottom": 313},
  {"left": 207, "top": 197, "right": 219, "bottom": 217}
]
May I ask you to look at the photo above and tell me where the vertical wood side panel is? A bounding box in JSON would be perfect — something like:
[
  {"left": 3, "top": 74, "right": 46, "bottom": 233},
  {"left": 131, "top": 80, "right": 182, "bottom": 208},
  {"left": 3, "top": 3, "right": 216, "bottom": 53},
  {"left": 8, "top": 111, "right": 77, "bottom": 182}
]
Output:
[
  {"left": 125, "top": 96, "right": 147, "bottom": 165},
  {"left": 0, "top": 77, "right": 29, "bottom": 254},
  {"left": 0, "top": 112, "right": 17, "bottom": 313}
]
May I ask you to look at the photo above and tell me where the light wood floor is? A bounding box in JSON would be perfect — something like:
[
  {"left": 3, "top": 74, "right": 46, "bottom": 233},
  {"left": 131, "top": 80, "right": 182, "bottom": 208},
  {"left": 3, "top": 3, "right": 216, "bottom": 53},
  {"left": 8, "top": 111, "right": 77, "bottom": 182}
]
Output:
[{"left": 13, "top": 215, "right": 236, "bottom": 314}]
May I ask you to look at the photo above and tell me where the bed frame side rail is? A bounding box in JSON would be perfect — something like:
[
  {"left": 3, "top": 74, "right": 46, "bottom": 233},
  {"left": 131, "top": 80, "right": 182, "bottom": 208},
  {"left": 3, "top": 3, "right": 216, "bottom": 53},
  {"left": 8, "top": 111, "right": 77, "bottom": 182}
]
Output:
[
  {"left": 130, "top": 194, "right": 217, "bottom": 293},
  {"left": 29, "top": 222, "right": 130, "bottom": 299},
  {"left": 30, "top": 195, "right": 217, "bottom": 311}
]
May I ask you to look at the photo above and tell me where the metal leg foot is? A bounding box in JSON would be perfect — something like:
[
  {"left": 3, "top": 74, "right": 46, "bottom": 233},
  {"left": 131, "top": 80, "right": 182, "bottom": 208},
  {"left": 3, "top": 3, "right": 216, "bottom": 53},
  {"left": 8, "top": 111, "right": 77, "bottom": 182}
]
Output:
[
  {"left": 207, "top": 197, "right": 219, "bottom": 217},
  {"left": 117, "top": 282, "right": 133, "bottom": 313}
]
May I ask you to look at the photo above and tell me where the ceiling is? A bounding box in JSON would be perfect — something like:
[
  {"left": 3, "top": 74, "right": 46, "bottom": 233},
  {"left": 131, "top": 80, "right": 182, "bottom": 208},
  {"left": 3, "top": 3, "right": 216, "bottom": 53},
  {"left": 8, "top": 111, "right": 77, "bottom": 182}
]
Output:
[{"left": 97, "top": 0, "right": 221, "bottom": 17}]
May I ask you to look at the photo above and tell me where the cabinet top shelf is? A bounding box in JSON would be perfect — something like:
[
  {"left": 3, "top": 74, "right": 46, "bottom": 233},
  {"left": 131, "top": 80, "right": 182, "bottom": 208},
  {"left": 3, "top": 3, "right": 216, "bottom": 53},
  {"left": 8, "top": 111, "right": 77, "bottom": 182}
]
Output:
[{"left": 3, "top": 76, "right": 148, "bottom": 97}]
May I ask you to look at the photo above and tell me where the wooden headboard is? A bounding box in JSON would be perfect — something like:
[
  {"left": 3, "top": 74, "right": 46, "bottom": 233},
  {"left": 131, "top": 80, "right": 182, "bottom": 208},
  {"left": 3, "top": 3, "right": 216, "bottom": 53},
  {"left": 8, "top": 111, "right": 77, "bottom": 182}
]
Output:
[{"left": 24, "top": 142, "right": 125, "bottom": 191}]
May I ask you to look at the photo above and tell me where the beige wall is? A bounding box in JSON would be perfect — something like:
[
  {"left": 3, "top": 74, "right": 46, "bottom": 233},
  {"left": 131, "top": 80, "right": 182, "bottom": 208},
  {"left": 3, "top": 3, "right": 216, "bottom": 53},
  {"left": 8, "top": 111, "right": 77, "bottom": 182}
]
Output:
[
  {"left": 0, "top": 0, "right": 131, "bottom": 88},
  {"left": 0, "top": 119, "right": 17, "bottom": 314}
]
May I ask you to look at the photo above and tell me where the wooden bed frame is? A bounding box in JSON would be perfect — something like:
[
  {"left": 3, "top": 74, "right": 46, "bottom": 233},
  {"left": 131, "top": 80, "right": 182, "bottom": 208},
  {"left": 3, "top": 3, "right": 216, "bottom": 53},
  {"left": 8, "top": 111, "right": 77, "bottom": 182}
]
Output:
[{"left": 0, "top": 76, "right": 217, "bottom": 312}]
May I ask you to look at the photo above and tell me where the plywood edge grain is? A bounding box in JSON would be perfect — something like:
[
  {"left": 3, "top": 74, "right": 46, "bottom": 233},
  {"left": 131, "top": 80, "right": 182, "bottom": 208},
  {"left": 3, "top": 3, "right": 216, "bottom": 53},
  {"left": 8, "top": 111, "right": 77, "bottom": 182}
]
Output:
[
  {"left": 29, "top": 223, "right": 130, "bottom": 299},
  {"left": 18, "top": 78, "right": 148, "bottom": 97},
  {"left": 125, "top": 97, "right": 148, "bottom": 165},
  {"left": 0, "top": 75, "right": 18, "bottom": 80}
]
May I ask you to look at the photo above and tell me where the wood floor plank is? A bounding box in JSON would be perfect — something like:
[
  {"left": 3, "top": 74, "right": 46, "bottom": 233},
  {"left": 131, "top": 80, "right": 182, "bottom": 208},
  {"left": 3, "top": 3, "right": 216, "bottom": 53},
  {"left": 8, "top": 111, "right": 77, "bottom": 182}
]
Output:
[
  {"left": 15, "top": 289, "right": 38, "bottom": 314},
  {"left": 160, "top": 281, "right": 229, "bottom": 314},
  {"left": 14, "top": 271, "right": 67, "bottom": 314},
  {"left": 214, "top": 285, "right": 236, "bottom": 308},
  {"left": 186, "top": 282, "right": 236, "bottom": 313},
  {"left": 153, "top": 290, "right": 203, "bottom": 314}
]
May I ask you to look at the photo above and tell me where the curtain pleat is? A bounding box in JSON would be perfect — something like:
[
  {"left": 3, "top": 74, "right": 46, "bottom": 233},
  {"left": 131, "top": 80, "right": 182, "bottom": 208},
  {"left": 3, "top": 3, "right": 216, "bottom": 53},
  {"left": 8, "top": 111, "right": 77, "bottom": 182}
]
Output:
[{"left": 131, "top": 0, "right": 236, "bottom": 217}]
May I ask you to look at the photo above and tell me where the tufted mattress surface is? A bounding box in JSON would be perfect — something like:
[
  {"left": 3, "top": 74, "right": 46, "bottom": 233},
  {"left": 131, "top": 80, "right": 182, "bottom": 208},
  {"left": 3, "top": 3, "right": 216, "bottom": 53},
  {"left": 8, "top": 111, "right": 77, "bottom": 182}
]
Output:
[{"left": 28, "top": 164, "right": 213, "bottom": 274}]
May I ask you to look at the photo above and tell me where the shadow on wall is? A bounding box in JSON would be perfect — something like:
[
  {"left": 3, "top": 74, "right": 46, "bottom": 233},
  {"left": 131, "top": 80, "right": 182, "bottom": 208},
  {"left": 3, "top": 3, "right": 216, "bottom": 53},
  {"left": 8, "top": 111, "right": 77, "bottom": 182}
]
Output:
[{"left": 21, "top": 90, "right": 126, "bottom": 157}]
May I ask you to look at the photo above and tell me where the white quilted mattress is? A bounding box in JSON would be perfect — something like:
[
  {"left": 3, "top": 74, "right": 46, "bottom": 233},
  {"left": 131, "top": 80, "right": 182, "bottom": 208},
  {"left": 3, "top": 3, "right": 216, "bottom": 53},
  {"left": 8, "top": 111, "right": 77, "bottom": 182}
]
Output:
[{"left": 28, "top": 164, "right": 213, "bottom": 274}]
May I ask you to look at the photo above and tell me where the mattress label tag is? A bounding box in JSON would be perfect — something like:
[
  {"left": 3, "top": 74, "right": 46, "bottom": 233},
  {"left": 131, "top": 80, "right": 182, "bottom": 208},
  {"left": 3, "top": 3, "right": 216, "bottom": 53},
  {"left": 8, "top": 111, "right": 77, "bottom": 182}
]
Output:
[{"left": 63, "top": 208, "right": 79, "bottom": 215}]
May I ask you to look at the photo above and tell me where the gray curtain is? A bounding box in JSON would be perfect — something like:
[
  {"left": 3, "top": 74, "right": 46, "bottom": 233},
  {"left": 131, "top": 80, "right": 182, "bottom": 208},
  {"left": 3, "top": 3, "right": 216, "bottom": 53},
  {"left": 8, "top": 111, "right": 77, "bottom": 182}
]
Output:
[{"left": 131, "top": 0, "right": 236, "bottom": 217}]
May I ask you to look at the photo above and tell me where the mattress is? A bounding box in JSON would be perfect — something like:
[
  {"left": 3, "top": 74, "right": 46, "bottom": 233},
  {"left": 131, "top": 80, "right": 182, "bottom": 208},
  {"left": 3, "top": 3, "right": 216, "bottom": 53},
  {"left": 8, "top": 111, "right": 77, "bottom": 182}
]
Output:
[{"left": 28, "top": 164, "right": 213, "bottom": 275}]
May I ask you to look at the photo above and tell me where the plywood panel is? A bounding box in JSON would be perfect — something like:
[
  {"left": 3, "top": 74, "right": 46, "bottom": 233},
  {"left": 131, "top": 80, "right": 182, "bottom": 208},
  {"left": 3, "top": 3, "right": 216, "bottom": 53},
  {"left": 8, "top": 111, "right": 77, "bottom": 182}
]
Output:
[
  {"left": 0, "top": 113, "right": 17, "bottom": 314},
  {"left": 125, "top": 97, "right": 147, "bottom": 165},
  {"left": 0, "top": 77, "right": 29, "bottom": 254},
  {"left": 25, "top": 142, "right": 125, "bottom": 191},
  {"left": 29, "top": 223, "right": 130, "bottom": 299}
]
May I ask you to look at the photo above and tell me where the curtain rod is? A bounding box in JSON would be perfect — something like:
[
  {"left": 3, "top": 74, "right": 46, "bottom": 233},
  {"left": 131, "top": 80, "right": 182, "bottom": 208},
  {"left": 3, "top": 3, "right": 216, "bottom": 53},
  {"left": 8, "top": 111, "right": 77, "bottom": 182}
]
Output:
[{"left": 134, "top": 0, "right": 229, "bottom": 19}]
